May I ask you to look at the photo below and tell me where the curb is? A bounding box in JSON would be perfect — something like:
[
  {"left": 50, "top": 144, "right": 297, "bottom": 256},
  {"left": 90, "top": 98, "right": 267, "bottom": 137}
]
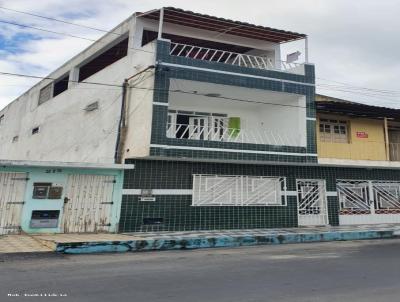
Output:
[{"left": 55, "top": 229, "right": 398, "bottom": 254}]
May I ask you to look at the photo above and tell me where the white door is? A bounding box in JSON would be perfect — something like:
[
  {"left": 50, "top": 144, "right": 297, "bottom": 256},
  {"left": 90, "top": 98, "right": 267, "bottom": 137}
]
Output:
[
  {"left": 210, "top": 117, "right": 226, "bottom": 141},
  {"left": 167, "top": 112, "right": 177, "bottom": 138},
  {"left": 0, "top": 172, "right": 27, "bottom": 235},
  {"left": 189, "top": 116, "right": 208, "bottom": 140},
  {"left": 62, "top": 174, "right": 115, "bottom": 233},
  {"left": 297, "top": 179, "right": 329, "bottom": 226}
]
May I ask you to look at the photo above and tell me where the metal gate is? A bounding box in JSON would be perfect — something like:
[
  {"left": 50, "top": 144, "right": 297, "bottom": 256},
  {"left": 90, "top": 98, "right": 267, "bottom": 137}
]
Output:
[
  {"left": 0, "top": 172, "right": 27, "bottom": 235},
  {"left": 297, "top": 179, "right": 329, "bottom": 226},
  {"left": 338, "top": 180, "right": 400, "bottom": 224},
  {"left": 62, "top": 174, "right": 115, "bottom": 233}
]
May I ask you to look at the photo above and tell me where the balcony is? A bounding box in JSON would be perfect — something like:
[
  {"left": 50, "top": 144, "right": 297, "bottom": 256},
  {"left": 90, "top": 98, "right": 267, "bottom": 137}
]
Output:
[
  {"left": 169, "top": 42, "right": 305, "bottom": 75},
  {"left": 165, "top": 79, "right": 307, "bottom": 148},
  {"left": 166, "top": 121, "right": 302, "bottom": 146}
]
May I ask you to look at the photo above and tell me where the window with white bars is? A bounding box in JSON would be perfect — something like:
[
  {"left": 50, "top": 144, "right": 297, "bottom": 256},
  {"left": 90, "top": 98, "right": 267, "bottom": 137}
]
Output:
[
  {"left": 319, "top": 118, "right": 349, "bottom": 143},
  {"left": 192, "top": 174, "right": 286, "bottom": 206}
]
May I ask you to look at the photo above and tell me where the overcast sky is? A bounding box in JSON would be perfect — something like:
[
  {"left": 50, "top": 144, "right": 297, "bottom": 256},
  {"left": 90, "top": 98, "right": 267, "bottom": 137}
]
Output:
[{"left": 1, "top": 0, "right": 400, "bottom": 109}]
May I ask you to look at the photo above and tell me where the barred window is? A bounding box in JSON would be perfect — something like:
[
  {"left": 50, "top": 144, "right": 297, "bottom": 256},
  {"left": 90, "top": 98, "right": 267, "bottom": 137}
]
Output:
[
  {"left": 192, "top": 174, "right": 286, "bottom": 206},
  {"left": 319, "top": 119, "right": 348, "bottom": 143}
]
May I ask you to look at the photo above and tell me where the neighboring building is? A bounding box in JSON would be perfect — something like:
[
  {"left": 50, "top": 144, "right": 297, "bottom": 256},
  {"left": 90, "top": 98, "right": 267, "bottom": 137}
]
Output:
[
  {"left": 316, "top": 94, "right": 400, "bottom": 166},
  {"left": 0, "top": 160, "right": 130, "bottom": 235},
  {"left": 2, "top": 7, "right": 400, "bottom": 232}
]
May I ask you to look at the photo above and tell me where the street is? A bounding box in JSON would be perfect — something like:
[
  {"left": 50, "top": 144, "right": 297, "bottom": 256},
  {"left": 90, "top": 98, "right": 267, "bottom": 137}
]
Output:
[{"left": 1, "top": 239, "right": 400, "bottom": 302}]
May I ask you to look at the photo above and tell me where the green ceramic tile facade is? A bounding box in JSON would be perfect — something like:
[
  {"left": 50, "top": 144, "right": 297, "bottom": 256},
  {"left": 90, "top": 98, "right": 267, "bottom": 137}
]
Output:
[
  {"left": 120, "top": 159, "right": 400, "bottom": 232},
  {"left": 152, "top": 40, "right": 317, "bottom": 163}
]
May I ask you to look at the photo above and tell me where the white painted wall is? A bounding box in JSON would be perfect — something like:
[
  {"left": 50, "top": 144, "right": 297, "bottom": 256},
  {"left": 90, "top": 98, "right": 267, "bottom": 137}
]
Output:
[
  {"left": 0, "top": 16, "right": 156, "bottom": 163},
  {"left": 123, "top": 41, "right": 156, "bottom": 159},
  {"left": 169, "top": 79, "right": 307, "bottom": 147}
]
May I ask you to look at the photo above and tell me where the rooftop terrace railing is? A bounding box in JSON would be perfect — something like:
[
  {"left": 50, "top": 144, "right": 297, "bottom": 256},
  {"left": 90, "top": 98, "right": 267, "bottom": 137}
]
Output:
[{"left": 169, "top": 42, "right": 304, "bottom": 74}]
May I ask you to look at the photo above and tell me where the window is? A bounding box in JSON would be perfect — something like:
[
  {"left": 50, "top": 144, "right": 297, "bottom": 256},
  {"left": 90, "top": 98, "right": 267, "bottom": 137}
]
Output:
[
  {"left": 38, "top": 83, "right": 52, "bottom": 105},
  {"left": 38, "top": 74, "right": 70, "bottom": 105},
  {"left": 53, "top": 74, "right": 69, "bottom": 97},
  {"left": 78, "top": 37, "right": 128, "bottom": 82},
  {"left": 192, "top": 175, "right": 286, "bottom": 206},
  {"left": 167, "top": 111, "right": 228, "bottom": 141},
  {"left": 0, "top": 114, "right": 4, "bottom": 125},
  {"left": 32, "top": 126, "right": 40, "bottom": 135},
  {"left": 319, "top": 119, "right": 348, "bottom": 143}
]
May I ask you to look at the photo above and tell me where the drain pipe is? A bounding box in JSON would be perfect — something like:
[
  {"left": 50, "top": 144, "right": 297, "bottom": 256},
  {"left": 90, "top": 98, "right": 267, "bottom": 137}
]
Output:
[{"left": 114, "top": 65, "right": 155, "bottom": 163}]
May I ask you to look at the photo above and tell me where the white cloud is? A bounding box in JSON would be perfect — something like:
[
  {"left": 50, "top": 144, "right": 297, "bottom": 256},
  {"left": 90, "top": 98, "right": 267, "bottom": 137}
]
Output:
[{"left": 1, "top": 0, "right": 400, "bottom": 108}]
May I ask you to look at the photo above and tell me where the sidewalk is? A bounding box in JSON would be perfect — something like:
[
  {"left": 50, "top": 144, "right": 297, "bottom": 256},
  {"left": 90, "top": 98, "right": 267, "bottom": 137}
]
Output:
[
  {"left": 0, "top": 235, "right": 52, "bottom": 254},
  {"left": 2, "top": 224, "right": 400, "bottom": 255},
  {"left": 23, "top": 224, "right": 400, "bottom": 254}
]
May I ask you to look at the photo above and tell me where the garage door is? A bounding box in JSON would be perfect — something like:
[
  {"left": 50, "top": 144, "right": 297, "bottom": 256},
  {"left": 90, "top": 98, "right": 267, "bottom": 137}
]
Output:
[
  {"left": 62, "top": 174, "right": 115, "bottom": 233},
  {"left": 0, "top": 172, "right": 28, "bottom": 235}
]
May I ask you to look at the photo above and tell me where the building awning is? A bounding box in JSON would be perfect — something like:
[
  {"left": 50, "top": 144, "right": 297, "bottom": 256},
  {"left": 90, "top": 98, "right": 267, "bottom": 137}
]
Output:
[{"left": 137, "top": 7, "right": 306, "bottom": 43}]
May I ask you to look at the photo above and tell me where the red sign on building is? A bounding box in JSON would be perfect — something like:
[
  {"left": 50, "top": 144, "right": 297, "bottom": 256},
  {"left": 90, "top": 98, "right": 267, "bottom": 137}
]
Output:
[{"left": 356, "top": 131, "right": 368, "bottom": 138}]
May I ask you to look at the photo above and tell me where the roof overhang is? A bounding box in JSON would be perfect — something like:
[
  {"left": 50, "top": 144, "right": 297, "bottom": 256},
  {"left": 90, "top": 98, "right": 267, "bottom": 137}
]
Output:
[
  {"left": 0, "top": 160, "right": 134, "bottom": 170},
  {"left": 316, "top": 95, "right": 400, "bottom": 120},
  {"left": 137, "top": 7, "right": 306, "bottom": 43}
]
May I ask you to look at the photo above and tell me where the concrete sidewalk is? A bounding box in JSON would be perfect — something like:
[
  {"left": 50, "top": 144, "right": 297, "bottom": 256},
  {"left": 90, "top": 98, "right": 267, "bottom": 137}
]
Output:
[
  {"left": 25, "top": 224, "right": 400, "bottom": 254},
  {"left": 0, "top": 235, "right": 52, "bottom": 254}
]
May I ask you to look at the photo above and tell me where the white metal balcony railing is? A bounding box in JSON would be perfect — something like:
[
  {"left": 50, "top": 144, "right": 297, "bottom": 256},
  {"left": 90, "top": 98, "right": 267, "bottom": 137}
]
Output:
[
  {"left": 166, "top": 123, "right": 301, "bottom": 146},
  {"left": 169, "top": 42, "right": 303, "bottom": 73}
]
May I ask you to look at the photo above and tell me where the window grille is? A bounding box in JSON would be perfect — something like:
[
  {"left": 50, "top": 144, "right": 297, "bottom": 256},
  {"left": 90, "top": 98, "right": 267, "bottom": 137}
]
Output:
[{"left": 192, "top": 174, "right": 286, "bottom": 206}]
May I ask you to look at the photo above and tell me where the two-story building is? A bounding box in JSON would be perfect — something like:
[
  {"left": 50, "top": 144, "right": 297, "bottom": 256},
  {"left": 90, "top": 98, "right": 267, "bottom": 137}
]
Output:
[{"left": 1, "top": 7, "right": 400, "bottom": 233}]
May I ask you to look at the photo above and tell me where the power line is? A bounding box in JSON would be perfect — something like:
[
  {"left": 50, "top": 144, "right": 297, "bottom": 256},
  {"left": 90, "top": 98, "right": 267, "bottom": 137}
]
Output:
[
  {"left": 317, "top": 77, "right": 400, "bottom": 95},
  {"left": 0, "top": 6, "right": 121, "bottom": 36},
  {"left": 317, "top": 87, "right": 400, "bottom": 107},
  {"left": 0, "top": 19, "right": 155, "bottom": 54},
  {"left": 0, "top": 70, "right": 308, "bottom": 109},
  {"left": 2, "top": 7, "right": 399, "bottom": 101},
  {"left": 3, "top": 69, "right": 400, "bottom": 110},
  {"left": 0, "top": 19, "right": 98, "bottom": 42},
  {"left": 0, "top": 71, "right": 124, "bottom": 88}
]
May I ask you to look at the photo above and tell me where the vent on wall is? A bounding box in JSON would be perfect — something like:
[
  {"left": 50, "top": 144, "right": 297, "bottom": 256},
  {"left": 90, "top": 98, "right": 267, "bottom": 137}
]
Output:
[
  {"left": 84, "top": 101, "right": 99, "bottom": 112},
  {"left": 38, "top": 84, "right": 52, "bottom": 105},
  {"left": 32, "top": 127, "right": 40, "bottom": 135}
]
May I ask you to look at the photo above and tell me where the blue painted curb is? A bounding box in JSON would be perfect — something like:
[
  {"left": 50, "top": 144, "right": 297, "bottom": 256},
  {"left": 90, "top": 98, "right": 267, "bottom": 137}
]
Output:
[{"left": 55, "top": 229, "right": 398, "bottom": 254}]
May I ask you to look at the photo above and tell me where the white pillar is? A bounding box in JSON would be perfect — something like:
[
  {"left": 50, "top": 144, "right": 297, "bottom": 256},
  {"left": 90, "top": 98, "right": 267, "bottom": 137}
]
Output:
[
  {"left": 368, "top": 180, "right": 375, "bottom": 215},
  {"left": 158, "top": 8, "right": 164, "bottom": 39},
  {"left": 305, "top": 37, "right": 309, "bottom": 63}
]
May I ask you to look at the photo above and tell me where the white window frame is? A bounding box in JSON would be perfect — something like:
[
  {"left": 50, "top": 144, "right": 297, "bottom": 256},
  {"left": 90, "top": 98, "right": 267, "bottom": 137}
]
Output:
[{"left": 319, "top": 118, "right": 349, "bottom": 143}]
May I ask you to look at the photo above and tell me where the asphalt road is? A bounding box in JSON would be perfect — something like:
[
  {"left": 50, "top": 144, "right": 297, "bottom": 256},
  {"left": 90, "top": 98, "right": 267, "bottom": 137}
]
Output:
[{"left": 1, "top": 239, "right": 400, "bottom": 302}]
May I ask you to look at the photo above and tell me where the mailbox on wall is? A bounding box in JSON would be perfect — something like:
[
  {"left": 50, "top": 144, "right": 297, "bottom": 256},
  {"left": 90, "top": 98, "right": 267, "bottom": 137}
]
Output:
[
  {"left": 32, "top": 183, "right": 51, "bottom": 199},
  {"left": 30, "top": 210, "right": 60, "bottom": 228},
  {"left": 32, "top": 183, "right": 63, "bottom": 199}
]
